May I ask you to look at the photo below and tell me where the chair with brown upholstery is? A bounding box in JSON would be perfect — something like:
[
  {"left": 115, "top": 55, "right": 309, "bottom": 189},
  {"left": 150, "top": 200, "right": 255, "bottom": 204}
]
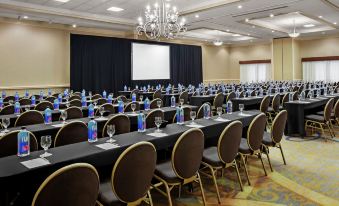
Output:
[
  {"left": 102, "top": 114, "right": 130, "bottom": 138},
  {"left": 150, "top": 98, "right": 163, "bottom": 109},
  {"left": 280, "top": 93, "right": 289, "bottom": 109},
  {"left": 226, "top": 92, "right": 236, "bottom": 102},
  {"left": 61, "top": 107, "right": 83, "bottom": 120},
  {"left": 4, "top": 96, "right": 15, "bottom": 103},
  {"left": 200, "top": 121, "right": 244, "bottom": 203},
  {"left": 45, "top": 96, "right": 56, "bottom": 103},
  {"left": 260, "top": 96, "right": 271, "bottom": 113},
  {"left": 73, "top": 92, "right": 81, "bottom": 97},
  {"left": 146, "top": 109, "right": 164, "bottom": 129},
  {"left": 305, "top": 98, "right": 335, "bottom": 139},
  {"left": 0, "top": 105, "right": 15, "bottom": 115},
  {"left": 197, "top": 103, "right": 211, "bottom": 119},
  {"left": 153, "top": 89, "right": 162, "bottom": 100},
  {"left": 32, "top": 163, "right": 99, "bottom": 206},
  {"left": 239, "top": 91, "right": 244, "bottom": 98},
  {"left": 116, "top": 95, "right": 128, "bottom": 103},
  {"left": 69, "top": 95, "right": 81, "bottom": 101},
  {"left": 262, "top": 110, "right": 288, "bottom": 169},
  {"left": 153, "top": 128, "right": 206, "bottom": 206},
  {"left": 14, "top": 110, "right": 44, "bottom": 127},
  {"left": 178, "top": 91, "right": 189, "bottom": 104},
  {"left": 95, "top": 103, "right": 115, "bottom": 116},
  {"left": 124, "top": 102, "right": 140, "bottom": 112},
  {"left": 267, "top": 94, "right": 281, "bottom": 123},
  {"left": 292, "top": 92, "right": 299, "bottom": 101},
  {"left": 69, "top": 99, "right": 82, "bottom": 107},
  {"left": 96, "top": 98, "right": 107, "bottom": 106},
  {"left": 34, "top": 101, "right": 53, "bottom": 111},
  {"left": 92, "top": 94, "right": 102, "bottom": 100},
  {"left": 0, "top": 130, "right": 38, "bottom": 158},
  {"left": 130, "top": 89, "right": 140, "bottom": 100},
  {"left": 54, "top": 121, "right": 88, "bottom": 147},
  {"left": 238, "top": 113, "right": 269, "bottom": 186},
  {"left": 19, "top": 98, "right": 31, "bottom": 106},
  {"left": 172, "top": 106, "right": 192, "bottom": 123},
  {"left": 52, "top": 93, "right": 60, "bottom": 98},
  {"left": 98, "top": 142, "right": 156, "bottom": 206},
  {"left": 212, "top": 93, "right": 224, "bottom": 111}
]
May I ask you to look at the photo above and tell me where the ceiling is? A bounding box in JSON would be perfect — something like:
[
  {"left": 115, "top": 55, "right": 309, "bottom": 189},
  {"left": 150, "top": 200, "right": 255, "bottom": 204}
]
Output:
[{"left": 0, "top": 0, "right": 338, "bottom": 45}]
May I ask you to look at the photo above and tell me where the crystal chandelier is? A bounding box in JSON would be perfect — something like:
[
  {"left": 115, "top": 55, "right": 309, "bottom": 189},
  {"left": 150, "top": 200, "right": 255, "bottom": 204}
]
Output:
[
  {"left": 288, "top": 19, "right": 300, "bottom": 38},
  {"left": 136, "top": 0, "right": 187, "bottom": 40}
]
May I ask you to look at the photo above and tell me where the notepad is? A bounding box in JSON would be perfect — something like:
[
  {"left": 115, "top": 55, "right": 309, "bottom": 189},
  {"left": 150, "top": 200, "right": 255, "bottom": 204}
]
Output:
[
  {"left": 21, "top": 158, "right": 50, "bottom": 169},
  {"left": 147, "top": 132, "right": 168, "bottom": 137},
  {"left": 214, "top": 118, "right": 231, "bottom": 122},
  {"left": 95, "top": 143, "right": 120, "bottom": 150},
  {"left": 186, "top": 124, "right": 204, "bottom": 128}
]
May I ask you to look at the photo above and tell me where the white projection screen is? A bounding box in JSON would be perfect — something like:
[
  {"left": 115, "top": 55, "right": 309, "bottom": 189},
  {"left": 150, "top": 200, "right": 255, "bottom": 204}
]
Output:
[{"left": 132, "top": 43, "right": 170, "bottom": 80}]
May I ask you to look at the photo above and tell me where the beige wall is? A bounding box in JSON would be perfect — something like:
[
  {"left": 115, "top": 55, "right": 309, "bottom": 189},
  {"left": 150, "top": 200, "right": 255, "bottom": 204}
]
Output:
[{"left": 299, "top": 37, "right": 339, "bottom": 58}]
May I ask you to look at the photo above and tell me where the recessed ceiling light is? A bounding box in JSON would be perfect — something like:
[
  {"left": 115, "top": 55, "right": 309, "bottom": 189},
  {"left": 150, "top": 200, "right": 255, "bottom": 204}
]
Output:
[
  {"left": 226, "top": 29, "right": 230, "bottom": 32},
  {"left": 237, "top": 5, "right": 242, "bottom": 9},
  {"left": 213, "top": 40, "right": 223, "bottom": 46},
  {"left": 272, "top": 30, "right": 275, "bottom": 33},
  {"left": 107, "top": 6, "right": 124, "bottom": 12},
  {"left": 270, "top": 13, "right": 274, "bottom": 18},
  {"left": 247, "top": 33, "right": 250, "bottom": 36},
  {"left": 72, "top": 24, "right": 77, "bottom": 28},
  {"left": 195, "top": 14, "right": 199, "bottom": 18},
  {"left": 318, "top": 16, "right": 323, "bottom": 18},
  {"left": 23, "top": 16, "right": 28, "bottom": 19},
  {"left": 334, "top": 22, "right": 337, "bottom": 25},
  {"left": 322, "top": 31, "right": 326, "bottom": 35},
  {"left": 245, "top": 18, "right": 249, "bottom": 22},
  {"left": 232, "top": 34, "right": 241, "bottom": 37},
  {"left": 54, "top": 0, "right": 70, "bottom": 2},
  {"left": 303, "top": 24, "right": 315, "bottom": 28},
  {"left": 252, "top": 25, "right": 256, "bottom": 28}
]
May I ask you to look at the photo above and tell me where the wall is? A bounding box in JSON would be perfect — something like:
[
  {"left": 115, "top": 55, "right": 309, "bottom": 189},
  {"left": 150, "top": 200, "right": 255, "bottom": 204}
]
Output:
[{"left": 299, "top": 37, "right": 339, "bottom": 58}]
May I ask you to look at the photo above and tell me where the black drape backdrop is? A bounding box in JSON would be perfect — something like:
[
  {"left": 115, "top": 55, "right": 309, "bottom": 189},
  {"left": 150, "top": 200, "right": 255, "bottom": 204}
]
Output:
[{"left": 70, "top": 34, "right": 202, "bottom": 94}]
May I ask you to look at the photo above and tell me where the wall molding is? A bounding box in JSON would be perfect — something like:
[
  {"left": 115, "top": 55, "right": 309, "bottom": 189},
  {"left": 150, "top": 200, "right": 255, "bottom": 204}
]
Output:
[
  {"left": 301, "top": 56, "right": 339, "bottom": 62},
  {"left": 204, "top": 79, "right": 240, "bottom": 83},
  {"left": 0, "top": 84, "right": 69, "bottom": 90},
  {"left": 239, "top": 59, "right": 271, "bottom": 64}
]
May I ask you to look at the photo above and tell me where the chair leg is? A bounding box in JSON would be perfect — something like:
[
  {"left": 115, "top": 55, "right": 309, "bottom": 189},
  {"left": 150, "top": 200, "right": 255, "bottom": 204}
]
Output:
[
  {"left": 207, "top": 166, "right": 221, "bottom": 203},
  {"left": 178, "top": 184, "right": 181, "bottom": 198},
  {"left": 197, "top": 172, "right": 207, "bottom": 206},
  {"left": 263, "top": 146, "right": 273, "bottom": 172},
  {"left": 278, "top": 145, "right": 287, "bottom": 165},
  {"left": 258, "top": 152, "right": 267, "bottom": 176},
  {"left": 163, "top": 182, "right": 173, "bottom": 206},
  {"left": 147, "top": 191, "right": 154, "bottom": 206},
  {"left": 240, "top": 154, "right": 251, "bottom": 186},
  {"left": 234, "top": 160, "right": 244, "bottom": 191}
]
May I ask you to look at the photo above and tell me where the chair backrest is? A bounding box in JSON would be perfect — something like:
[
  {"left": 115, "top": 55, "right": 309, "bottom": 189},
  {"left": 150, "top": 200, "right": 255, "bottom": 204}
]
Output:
[
  {"left": 271, "top": 110, "right": 288, "bottom": 144},
  {"left": 179, "top": 91, "right": 189, "bottom": 104},
  {"left": 0, "top": 105, "right": 15, "bottom": 115},
  {"left": 153, "top": 90, "right": 162, "bottom": 99},
  {"left": 69, "top": 99, "right": 82, "bottom": 107},
  {"left": 111, "top": 142, "right": 156, "bottom": 203},
  {"left": 323, "top": 98, "right": 335, "bottom": 122},
  {"left": 69, "top": 95, "right": 81, "bottom": 101},
  {"left": 146, "top": 109, "right": 164, "bottom": 129},
  {"left": 281, "top": 93, "right": 289, "bottom": 107},
  {"left": 34, "top": 101, "right": 53, "bottom": 111},
  {"left": 292, "top": 92, "right": 299, "bottom": 101},
  {"left": 213, "top": 93, "right": 224, "bottom": 108},
  {"left": 4, "top": 96, "right": 15, "bottom": 102},
  {"left": 63, "top": 107, "right": 83, "bottom": 120},
  {"left": 334, "top": 100, "right": 339, "bottom": 119},
  {"left": 217, "top": 121, "right": 243, "bottom": 164},
  {"left": 45, "top": 96, "right": 56, "bottom": 103},
  {"left": 32, "top": 163, "right": 99, "bottom": 206},
  {"left": 172, "top": 128, "right": 204, "bottom": 179},
  {"left": 92, "top": 94, "right": 102, "bottom": 100},
  {"left": 96, "top": 98, "right": 107, "bottom": 105},
  {"left": 130, "top": 89, "right": 139, "bottom": 99},
  {"left": 15, "top": 110, "right": 44, "bottom": 127},
  {"left": 0, "top": 130, "right": 38, "bottom": 158},
  {"left": 102, "top": 114, "right": 130, "bottom": 138},
  {"left": 116, "top": 95, "right": 128, "bottom": 103},
  {"left": 19, "top": 98, "right": 31, "bottom": 106},
  {"left": 247, "top": 113, "right": 267, "bottom": 152},
  {"left": 124, "top": 102, "right": 140, "bottom": 112},
  {"left": 150, "top": 98, "right": 163, "bottom": 109},
  {"left": 226, "top": 92, "right": 236, "bottom": 102},
  {"left": 54, "top": 121, "right": 88, "bottom": 147},
  {"left": 73, "top": 92, "right": 81, "bottom": 97},
  {"left": 95, "top": 103, "right": 115, "bottom": 116},
  {"left": 172, "top": 107, "right": 192, "bottom": 123},
  {"left": 271, "top": 94, "right": 281, "bottom": 112},
  {"left": 197, "top": 103, "right": 211, "bottom": 119},
  {"left": 52, "top": 93, "right": 60, "bottom": 98},
  {"left": 239, "top": 91, "right": 244, "bottom": 98},
  {"left": 260, "top": 96, "right": 270, "bottom": 113},
  {"left": 250, "top": 90, "right": 256, "bottom": 96}
]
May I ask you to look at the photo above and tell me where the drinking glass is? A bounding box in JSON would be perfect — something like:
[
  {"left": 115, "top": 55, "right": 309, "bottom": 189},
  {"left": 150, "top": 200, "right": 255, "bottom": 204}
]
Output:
[
  {"left": 131, "top": 103, "right": 136, "bottom": 113},
  {"left": 217, "top": 107, "right": 223, "bottom": 118},
  {"left": 99, "top": 106, "right": 105, "bottom": 117},
  {"left": 40, "top": 135, "right": 52, "bottom": 158},
  {"left": 2, "top": 118, "right": 10, "bottom": 133},
  {"left": 155, "top": 117, "right": 162, "bottom": 132},
  {"left": 157, "top": 100, "right": 162, "bottom": 108},
  {"left": 180, "top": 99, "right": 184, "bottom": 106},
  {"left": 239, "top": 104, "right": 244, "bottom": 114},
  {"left": 94, "top": 100, "right": 98, "bottom": 107},
  {"left": 60, "top": 110, "right": 67, "bottom": 124},
  {"left": 190, "top": 111, "right": 196, "bottom": 124},
  {"left": 255, "top": 91, "right": 258, "bottom": 97},
  {"left": 89, "top": 91, "right": 92, "bottom": 100},
  {"left": 106, "top": 124, "right": 116, "bottom": 143},
  {"left": 24, "top": 105, "right": 30, "bottom": 112},
  {"left": 139, "top": 95, "right": 143, "bottom": 102}
]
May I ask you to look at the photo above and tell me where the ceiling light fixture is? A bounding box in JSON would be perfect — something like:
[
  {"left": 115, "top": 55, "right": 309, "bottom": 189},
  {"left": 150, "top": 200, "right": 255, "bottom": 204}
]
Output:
[
  {"left": 334, "top": 22, "right": 337, "bottom": 25},
  {"left": 303, "top": 24, "right": 315, "bottom": 28},
  {"left": 195, "top": 14, "right": 199, "bottom": 18},
  {"left": 288, "top": 19, "right": 300, "bottom": 38},
  {"left": 272, "top": 30, "right": 275, "bottom": 33},
  {"left": 54, "top": 0, "right": 70, "bottom": 2},
  {"left": 318, "top": 16, "right": 323, "bottom": 18},
  {"left": 245, "top": 18, "right": 249, "bottom": 22},
  {"left": 213, "top": 40, "right": 223, "bottom": 46},
  {"left": 270, "top": 13, "right": 274, "bottom": 18},
  {"left": 23, "top": 16, "right": 28, "bottom": 19},
  {"left": 72, "top": 24, "right": 77, "bottom": 28},
  {"left": 107, "top": 7, "right": 124, "bottom": 12},
  {"left": 232, "top": 34, "right": 241, "bottom": 37},
  {"left": 238, "top": 5, "right": 242, "bottom": 9}
]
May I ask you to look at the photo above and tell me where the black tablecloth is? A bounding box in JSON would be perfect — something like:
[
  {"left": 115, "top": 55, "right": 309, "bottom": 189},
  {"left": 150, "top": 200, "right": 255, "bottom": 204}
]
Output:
[{"left": 189, "top": 95, "right": 216, "bottom": 107}]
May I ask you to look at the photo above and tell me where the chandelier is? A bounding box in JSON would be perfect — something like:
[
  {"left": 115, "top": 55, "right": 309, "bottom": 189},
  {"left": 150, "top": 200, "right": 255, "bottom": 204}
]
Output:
[
  {"left": 136, "top": 0, "right": 187, "bottom": 40},
  {"left": 288, "top": 19, "right": 300, "bottom": 38}
]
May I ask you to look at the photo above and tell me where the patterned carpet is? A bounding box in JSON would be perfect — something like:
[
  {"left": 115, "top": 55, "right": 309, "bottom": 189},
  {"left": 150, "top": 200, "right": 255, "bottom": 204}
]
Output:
[{"left": 150, "top": 132, "right": 339, "bottom": 206}]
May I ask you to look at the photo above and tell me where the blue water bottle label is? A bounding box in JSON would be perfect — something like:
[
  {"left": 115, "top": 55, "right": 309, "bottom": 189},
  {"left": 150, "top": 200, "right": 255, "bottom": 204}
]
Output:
[
  {"left": 108, "top": 95, "right": 113, "bottom": 103},
  {"left": 132, "top": 93, "right": 136, "bottom": 102},
  {"left": 103, "top": 91, "right": 107, "bottom": 99},
  {"left": 15, "top": 93, "right": 19, "bottom": 101},
  {"left": 54, "top": 99, "right": 59, "bottom": 110},
  {"left": 138, "top": 114, "right": 145, "bottom": 132},
  {"left": 31, "top": 96, "right": 36, "bottom": 105},
  {"left": 82, "top": 97, "right": 86, "bottom": 107},
  {"left": 88, "top": 121, "right": 98, "bottom": 142},
  {"left": 44, "top": 110, "right": 52, "bottom": 124},
  {"left": 176, "top": 108, "right": 180, "bottom": 123},
  {"left": 58, "top": 94, "right": 62, "bottom": 103},
  {"left": 17, "top": 131, "right": 30, "bottom": 157},
  {"left": 118, "top": 101, "right": 124, "bottom": 113},
  {"left": 2, "top": 91, "right": 5, "bottom": 98},
  {"left": 0, "top": 99, "right": 3, "bottom": 109},
  {"left": 88, "top": 107, "right": 94, "bottom": 117},
  {"left": 15, "top": 103, "right": 20, "bottom": 114},
  {"left": 25, "top": 91, "right": 29, "bottom": 98}
]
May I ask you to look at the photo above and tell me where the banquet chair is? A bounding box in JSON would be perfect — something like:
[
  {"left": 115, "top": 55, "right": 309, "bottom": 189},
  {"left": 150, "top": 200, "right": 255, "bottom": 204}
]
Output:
[
  {"left": 0, "top": 130, "right": 38, "bottom": 158},
  {"left": 150, "top": 98, "right": 163, "bottom": 109},
  {"left": 3, "top": 96, "right": 15, "bottom": 102},
  {"left": 305, "top": 98, "right": 335, "bottom": 139},
  {"left": 205, "top": 89, "right": 211, "bottom": 95},
  {"left": 32, "top": 163, "right": 99, "bottom": 206},
  {"left": 197, "top": 103, "right": 211, "bottom": 119},
  {"left": 172, "top": 107, "right": 192, "bottom": 123},
  {"left": 95, "top": 103, "right": 115, "bottom": 116},
  {"left": 260, "top": 96, "right": 270, "bottom": 114},
  {"left": 19, "top": 98, "right": 31, "bottom": 106},
  {"left": 267, "top": 94, "right": 281, "bottom": 123},
  {"left": 52, "top": 93, "right": 60, "bottom": 98},
  {"left": 96, "top": 98, "right": 107, "bottom": 105},
  {"left": 61, "top": 106, "right": 83, "bottom": 120},
  {"left": 102, "top": 114, "right": 130, "bottom": 138},
  {"left": 153, "top": 89, "right": 162, "bottom": 100},
  {"left": 130, "top": 89, "right": 140, "bottom": 99},
  {"left": 34, "top": 101, "right": 53, "bottom": 111},
  {"left": 226, "top": 92, "right": 236, "bottom": 102},
  {"left": 178, "top": 91, "right": 189, "bottom": 104},
  {"left": 238, "top": 113, "right": 268, "bottom": 186},
  {"left": 0, "top": 105, "right": 15, "bottom": 115},
  {"left": 200, "top": 121, "right": 244, "bottom": 203},
  {"left": 212, "top": 93, "right": 224, "bottom": 113},
  {"left": 116, "top": 95, "right": 128, "bottom": 103},
  {"left": 73, "top": 92, "right": 81, "bottom": 97},
  {"left": 54, "top": 121, "right": 88, "bottom": 147},
  {"left": 262, "top": 110, "right": 288, "bottom": 168},
  {"left": 31, "top": 94, "right": 41, "bottom": 100},
  {"left": 280, "top": 93, "right": 289, "bottom": 109},
  {"left": 124, "top": 102, "right": 140, "bottom": 112},
  {"left": 69, "top": 99, "right": 82, "bottom": 107},
  {"left": 292, "top": 92, "right": 299, "bottom": 101},
  {"left": 239, "top": 91, "right": 244, "bottom": 98},
  {"left": 69, "top": 95, "right": 81, "bottom": 101},
  {"left": 98, "top": 142, "right": 156, "bottom": 206},
  {"left": 146, "top": 109, "right": 164, "bottom": 129},
  {"left": 250, "top": 90, "right": 256, "bottom": 96},
  {"left": 14, "top": 110, "right": 44, "bottom": 127},
  {"left": 92, "top": 94, "right": 102, "bottom": 100},
  {"left": 45, "top": 96, "right": 56, "bottom": 103},
  {"left": 153, "top": 128, "right": 206, "bottom": 206}
]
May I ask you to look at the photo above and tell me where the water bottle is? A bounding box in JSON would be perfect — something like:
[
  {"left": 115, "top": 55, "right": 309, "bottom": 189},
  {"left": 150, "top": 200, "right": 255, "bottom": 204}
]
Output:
[
  {"left": 88, "top": 118, "right": 98, "bottom": 143},
  {"left": 58, "top": 94, "right": 62, "bottom": 103},
  {"left": 301, "top": 91, "right": 306, "bottom": 100},
  {"left": 171, "top": 96, "right": 176, "bottom": 107},
  {"left": 236, "top": 90, "right": 240, "bottom": 98},
  {"left": 17, "top": 127, "right": 30, "bottom": 157},
  {"left": 14, "top": 102, "right": 20, "bottom": 114},
  {"left": 227, "top": 100, "right": 233, "bottom": 114},
  {"left": 64, "top": 89, "right": 68, "bottom": 97},
  {"left": 118, "top": 100, "right": 124, "bottom": 113},
  {"left": 144, "top": 97, "right": 150, "bottom": 111},
  {"left": 53, "top": 99, "right": 60, "bottom": 110},
  {"left": 48, "top": 89, "right": 52, "bottom": 96},
  {"left": 131, "top": 93, "right": 137, "bottom": 102},
  {"left": 136, "top": 85, "right": 139, "bottom": 89},
  {"left": 88, "top": 103, "right": 94, "bottom": 118},
  {"left": 166, "top": 88, "right": 170, "bottom": 95},
  {"left": 148, "top": 85, "right": 151, "bottom": 90},
  {"left": 81, "top": 96, "right": 87, "bottom": 107},
  {"left": 2, "top": 91, "right": 6, "bottom": 99},
  {"left": 197, "top": 88, "right": 200, "bottom": 96},
  {"left": 25, "top": 90, "right": 29, "bottom": 98},
  {"left": 44, "top": 107, "right": 52, "bottom": 124},
  {"left": 137, "top": 112, "right": 146, "bottom": 132},
  {"left": 324, "top": 87, "right": 327, "bottom": 96},
  {"left": 15, "top": 92, "right": 19, "bottom": 101},
  {"left": 124, "top": 85, "right": 127, "bottom": 91},
  {"left": 31, "top": 96, "right": 36, "bottom": 105},
  {"left": 143, "top": 86, "right": 146, "bottom": 92},
  {"left": 289, "top": 93, "right": 293, "bottom": 102},
  {"left": 39, "top": 91, "right": 44, "bottom": 100},
  {"left": 176, "top": 106, "right": 184, "bottom": 125},
  {"left": 203, "top": 103, "right": 211, "bottom": 119},
  {"left": 0, "top": 98, "right": 3, "bottom": 109},
  {"left": 107, "top": 95, "right": 113, "bottom": 104},
  {"left": 103, "top": 90, "right": 107, "bottom": 99}
]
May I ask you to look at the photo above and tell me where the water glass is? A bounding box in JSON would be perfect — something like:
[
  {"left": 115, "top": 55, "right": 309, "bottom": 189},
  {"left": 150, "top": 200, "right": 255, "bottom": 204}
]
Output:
[
  {"left": 99, "top": 106, "right": 105, "bottom": 117},
  {"left": 24, "top": 105, "right": 30, "bottom": 112},
  {"left": 190, "top": 111, "right": 196, "bottom": 124},
  {"left": 139, "top": 95, "right": 143, "bottom": 102},
  {"left": 239, "top": 104, "right": 244, "bottom": 114},
  {"left": 94, "top": 100, "right": 98, "bottom": 107},
  {"left": 155, "top": 117, "right": 162, "bottom": 132},
  {"left": 106, "top": 124, "right": 116, "bottom": 143},
  {"left": 180, "top": 99, "right": 184, "bottom": 106},
  {"left": 60, "top": 110, "right": 67, "bottom": 124},
  {"left": 131, "top": 103, "right": 136, "bottom": 113},
  {"left": 2, "top": 118, "right": 10, "bottom": 133},
  {"left": 89, "top": 91, "right": 92, "bottom": 100},
  {"left": 40, "top": 135, "right": 52, "bottom": 158},
  {"left": 217, "top": 107, "right": 223, "bottom": 118},
  {"left": 157, "top": 100, "right": 162, "bottom": 108}
]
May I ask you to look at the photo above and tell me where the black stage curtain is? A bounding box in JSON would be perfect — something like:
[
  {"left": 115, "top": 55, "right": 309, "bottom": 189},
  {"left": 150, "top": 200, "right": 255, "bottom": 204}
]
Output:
[{"left": 70, "top": 34, "right": 202, "bottom": 94}]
